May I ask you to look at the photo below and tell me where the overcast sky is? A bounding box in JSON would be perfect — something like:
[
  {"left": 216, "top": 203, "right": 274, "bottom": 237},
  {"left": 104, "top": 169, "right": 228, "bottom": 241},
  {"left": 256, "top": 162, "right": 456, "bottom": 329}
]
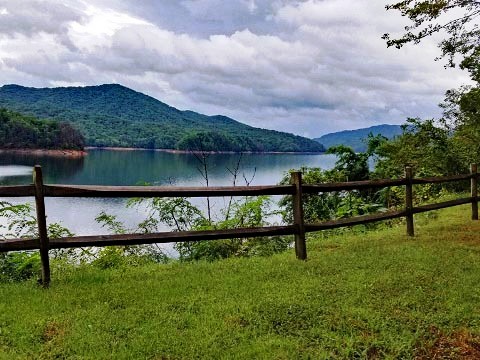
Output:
[{"left": 0, "top": 0, "right": 471, "bottom": 137}]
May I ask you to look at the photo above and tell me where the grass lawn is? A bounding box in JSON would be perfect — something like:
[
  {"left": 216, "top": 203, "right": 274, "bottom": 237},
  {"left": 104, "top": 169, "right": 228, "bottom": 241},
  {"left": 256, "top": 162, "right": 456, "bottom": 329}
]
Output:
[{"left": 1, "top": 205, "right": 480, "bottom": 359}]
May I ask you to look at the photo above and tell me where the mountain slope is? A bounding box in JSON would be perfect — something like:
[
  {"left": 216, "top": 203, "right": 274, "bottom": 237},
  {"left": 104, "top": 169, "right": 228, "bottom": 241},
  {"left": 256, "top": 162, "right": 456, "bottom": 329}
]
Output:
[
  {"left": 314, "top": 124, "right": 403, "bottom": 152},
  {"left": 0, "top": 84, "right": 325, "bottom": 152}
]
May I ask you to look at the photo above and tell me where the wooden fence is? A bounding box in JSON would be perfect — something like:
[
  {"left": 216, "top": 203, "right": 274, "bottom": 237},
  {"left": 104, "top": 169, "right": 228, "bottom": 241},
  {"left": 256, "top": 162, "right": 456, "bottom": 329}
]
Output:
[{"left": 0, "top": 164, "right": 478, "bottom": 287}]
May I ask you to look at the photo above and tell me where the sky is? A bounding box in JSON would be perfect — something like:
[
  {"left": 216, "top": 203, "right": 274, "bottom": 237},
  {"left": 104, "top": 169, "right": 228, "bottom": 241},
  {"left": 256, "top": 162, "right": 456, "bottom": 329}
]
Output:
[{"left": 0, "top": 0, "right": 472, "bottom": 137}]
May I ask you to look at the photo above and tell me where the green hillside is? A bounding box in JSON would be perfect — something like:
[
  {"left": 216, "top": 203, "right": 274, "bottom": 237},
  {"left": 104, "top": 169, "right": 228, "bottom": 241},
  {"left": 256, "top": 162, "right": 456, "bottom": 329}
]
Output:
[
  {"left": 0, "top": 84, "right": 325, "bottom": 153},
  {"left": 314, "top": 124, "right": 403, "bottom": 152},
  {"left": 0, "top": 108, "right": 84, "bottom": 150}
]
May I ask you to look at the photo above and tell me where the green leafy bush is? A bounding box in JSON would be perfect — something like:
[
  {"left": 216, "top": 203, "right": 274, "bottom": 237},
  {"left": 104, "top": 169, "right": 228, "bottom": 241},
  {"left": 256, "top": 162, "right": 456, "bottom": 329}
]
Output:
[
  {"left": 0, "top": 252, "right": 40, "bottom": 282},
  {"left": 126, "top": 195, "right": 290, "bottom": 262}
]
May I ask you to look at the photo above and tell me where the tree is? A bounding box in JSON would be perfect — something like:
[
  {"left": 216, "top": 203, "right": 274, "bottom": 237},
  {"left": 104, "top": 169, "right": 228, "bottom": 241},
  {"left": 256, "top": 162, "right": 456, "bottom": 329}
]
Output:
[
  {"left": 383, "top": 0, "right": 480, "bottom": 173},
  {"left": 373, "top": 117, "right": 466, "bottom": 176},
  {"left": 278, "top": 142, "right": 390, "bottom": 224},
  {"left": 441, "top": 86, "right": 480, "bottom": 164},
  {"left": 326, "top": 145, "right": 370, "bottom": 182},
  {"left": 382, "top": 0, "right": 480, "bottom": 73},
  {"left": 0, "top": 108, "right": 85, "bottom": 150}
]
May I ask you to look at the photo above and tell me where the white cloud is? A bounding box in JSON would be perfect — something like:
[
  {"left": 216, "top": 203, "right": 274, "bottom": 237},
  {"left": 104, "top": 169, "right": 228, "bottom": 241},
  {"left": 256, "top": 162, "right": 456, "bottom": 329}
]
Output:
[
  {"left": 0, "top": 0, "right": 472, "bottom": 136},
  {"left": 0, "top": 0, "right": 85, "bottom": 37},
  {"left": 245, "top": 0, "right": 258, "bottom": 13}
]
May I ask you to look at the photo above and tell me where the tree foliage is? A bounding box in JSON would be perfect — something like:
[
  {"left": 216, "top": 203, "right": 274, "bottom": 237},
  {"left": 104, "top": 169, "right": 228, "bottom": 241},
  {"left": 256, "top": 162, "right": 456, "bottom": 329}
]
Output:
[
  {"left": 0, "top": 108, "right": 84, "bottom": 150},
  {"left": 326, "top": 145, "right": 370, "bottom": 181},
  {"left": 126, "top": 195, "right": 289, "bottom": 262},
  {"left": 372, "top": 118, "right": 466, "bottom": 178},
  {"left": 383, "top": 0, "right": 480, "bottom": 71},
  {"left": 279, "top": 143, "right": 386, "bottom": 225},
  {"left": 383, "top": 0, "right": 480, "bottom": 184},
  {"left": 0, "top": 201, "right": 74, "bottom": 282}
]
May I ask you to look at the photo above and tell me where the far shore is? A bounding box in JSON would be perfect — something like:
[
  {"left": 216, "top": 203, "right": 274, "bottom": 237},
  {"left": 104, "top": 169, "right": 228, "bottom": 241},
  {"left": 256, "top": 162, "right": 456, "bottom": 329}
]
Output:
[
  {"left": 0, "top": 149, "right": 87, "bottom": 157},
  {"left": 0, "top": 146, "right": 326, "bottom": 157},
  {"left": 85, "top": 146, "right": 325, "bottom": 155}
]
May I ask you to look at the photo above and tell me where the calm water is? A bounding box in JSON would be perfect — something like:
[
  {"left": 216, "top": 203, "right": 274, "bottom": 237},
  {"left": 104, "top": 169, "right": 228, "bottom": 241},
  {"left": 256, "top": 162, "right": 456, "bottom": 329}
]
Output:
[{"left": 0, "top": 149, "right": 336, "bottom": 254}]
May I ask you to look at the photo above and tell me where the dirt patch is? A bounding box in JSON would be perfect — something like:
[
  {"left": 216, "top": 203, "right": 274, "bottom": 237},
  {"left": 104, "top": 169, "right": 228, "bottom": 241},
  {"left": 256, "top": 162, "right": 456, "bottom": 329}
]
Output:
[
  {"left": 320, "top": 244, "right": 342, "bottom": 251},
  {"left": 415, "top": 327, "right": 480, "bottom": 359},
  {"left": 224, "top": 315, "right": 249, "bottom": 328},
  {"left": 42, "top": 321, "right": 66, "bottom": 343},
  {"left": 0, "top": 149, "right": 86, "bottom": 157}
]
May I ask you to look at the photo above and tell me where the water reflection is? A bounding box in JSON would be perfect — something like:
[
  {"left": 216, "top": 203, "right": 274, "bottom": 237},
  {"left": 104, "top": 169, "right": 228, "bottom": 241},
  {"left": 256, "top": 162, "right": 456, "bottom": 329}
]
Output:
[
  {"left": 0, "top": 149, "right": 337, "bottom": 239},
  {"left": 0, "top": 152, "right": 85, "bottom": 184},
  {"left": 0, "top": 165, "right": 32, "bottom": 180}
]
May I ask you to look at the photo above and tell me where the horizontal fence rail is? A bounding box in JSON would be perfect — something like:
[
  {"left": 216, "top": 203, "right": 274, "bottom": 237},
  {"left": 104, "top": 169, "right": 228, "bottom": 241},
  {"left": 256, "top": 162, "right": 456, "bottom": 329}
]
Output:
[
  {"left": 0, "top": 164, "right": 478, "bottom": 287},
  {"left": 0, "top": 226, "right": 297, "bottom": 252},
  {"left": 412, "top": 173, "right": 473, "bottom": 184},
  {"left": 413, "top": 197, "right": 474, "bottom": 214},
  {"left": 303, "top": 178, "right": 407, "bottom": 193},
  {"left": 43, "top": 184, "right": 296, "bottom": 198},
  {"left": 304, "top": 209, "right": 408, "bottom": 232},
  {"left": 0, "top": 185, "right": 35, "bottom": 197}
]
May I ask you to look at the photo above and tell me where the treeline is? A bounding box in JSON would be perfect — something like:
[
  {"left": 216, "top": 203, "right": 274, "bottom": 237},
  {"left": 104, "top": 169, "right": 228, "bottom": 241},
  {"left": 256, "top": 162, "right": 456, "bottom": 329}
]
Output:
[
  {"left": 0, "top": 108, "right": 85, "bottom": 150},
  {"left": 175, "top": 130, "right": 323, "bottom": 152}
]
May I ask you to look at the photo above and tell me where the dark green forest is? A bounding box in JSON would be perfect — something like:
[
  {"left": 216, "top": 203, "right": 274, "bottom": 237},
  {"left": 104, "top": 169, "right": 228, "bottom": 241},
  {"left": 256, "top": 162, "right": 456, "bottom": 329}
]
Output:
[
  {"left": 0, "top": 84, "right": 325, "bottom": 152},
  {"left": 0, "top": 108, "right": 84, "bottom": 150}
]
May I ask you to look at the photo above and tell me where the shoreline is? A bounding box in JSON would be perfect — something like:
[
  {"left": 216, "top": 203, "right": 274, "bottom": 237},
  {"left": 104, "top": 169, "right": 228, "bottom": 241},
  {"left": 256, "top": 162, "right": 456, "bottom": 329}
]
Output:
[
  {"left": 0, "top": 149, "right": 87, "bottom": 157},
  {"left": 85, "top": 146, "right": 325, "bottom": 155},
  {"left": 0, "top": 147, "right": 326, "bottom": 157}
]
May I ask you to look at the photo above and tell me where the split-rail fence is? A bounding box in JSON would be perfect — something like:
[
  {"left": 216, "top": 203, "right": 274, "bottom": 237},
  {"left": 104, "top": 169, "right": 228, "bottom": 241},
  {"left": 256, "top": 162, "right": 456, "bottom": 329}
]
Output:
[{"left": 0, "top": 164, "right": 478, "bottom": 286}]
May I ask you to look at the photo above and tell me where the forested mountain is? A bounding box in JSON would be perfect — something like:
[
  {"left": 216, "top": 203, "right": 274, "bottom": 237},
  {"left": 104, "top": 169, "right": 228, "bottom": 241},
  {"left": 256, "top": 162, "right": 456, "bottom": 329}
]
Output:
[
  {"left": 314, "top": 124, "right": 402, "bottom": 152},
  {"left": 0, "top": 108, "right": 84, "bottom": 150},
  {"left": 0, "top": 84, "right": 325, "bottom": 152}
]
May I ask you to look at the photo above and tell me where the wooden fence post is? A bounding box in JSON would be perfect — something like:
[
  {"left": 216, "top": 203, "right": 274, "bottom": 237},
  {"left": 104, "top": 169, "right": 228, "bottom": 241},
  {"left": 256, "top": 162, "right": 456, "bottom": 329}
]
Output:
[
  {"left": 472, "top": 163, "right": 478, "bottom": 221},
  {"left": 405, "top": 166, "right": 414, "bottom": 237},
  {"left": 33, "top": 166, "right": 50, "bottom": 287},
  {"left": 291, "top": 171, "right": 307, "bottom": 260}
]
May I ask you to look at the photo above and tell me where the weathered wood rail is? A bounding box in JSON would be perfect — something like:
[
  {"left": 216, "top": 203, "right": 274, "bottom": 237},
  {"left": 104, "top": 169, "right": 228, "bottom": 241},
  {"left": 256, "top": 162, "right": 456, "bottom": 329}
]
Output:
[{"left": 0, "top": 164, "right": 478, "bottom": 287}]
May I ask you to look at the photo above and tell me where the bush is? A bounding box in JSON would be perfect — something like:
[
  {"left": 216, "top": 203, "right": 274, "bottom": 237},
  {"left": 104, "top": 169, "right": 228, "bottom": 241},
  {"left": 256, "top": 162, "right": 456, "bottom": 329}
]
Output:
[
  {"left": 91, "top": 246, "right": 169, "bottom": 269},
  {"left": 0, "top": 252, "right": 41, "bottom": 282}
]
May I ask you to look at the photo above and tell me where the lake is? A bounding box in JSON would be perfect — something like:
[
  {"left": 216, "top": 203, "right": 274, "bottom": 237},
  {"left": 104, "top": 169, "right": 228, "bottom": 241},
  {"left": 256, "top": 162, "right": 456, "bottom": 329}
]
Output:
[{"left": 0, "top": 149, "right": 336, "bottom": 255}]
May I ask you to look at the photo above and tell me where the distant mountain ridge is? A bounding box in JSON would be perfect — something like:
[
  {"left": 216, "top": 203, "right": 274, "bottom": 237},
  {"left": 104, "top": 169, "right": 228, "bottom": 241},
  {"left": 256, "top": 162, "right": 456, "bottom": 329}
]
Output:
[
  {"left": 314, "top": 124, "right": 403, "bottom": 152},
  {"left": 0, "top": 84, "right": 325, "bottom": 153}
]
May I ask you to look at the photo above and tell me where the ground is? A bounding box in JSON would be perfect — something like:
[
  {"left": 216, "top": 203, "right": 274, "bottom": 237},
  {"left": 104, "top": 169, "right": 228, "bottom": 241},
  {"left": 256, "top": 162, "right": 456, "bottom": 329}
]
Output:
[{"left": 0, "top": 205, "right": 480, "bottom": 359}]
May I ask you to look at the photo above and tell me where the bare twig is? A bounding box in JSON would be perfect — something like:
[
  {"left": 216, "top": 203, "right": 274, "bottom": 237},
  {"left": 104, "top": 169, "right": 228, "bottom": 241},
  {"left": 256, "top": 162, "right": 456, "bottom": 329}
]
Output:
[
  {"left": 225, "top": 153, "right": 243, "bottom": 221},
  {"left": 243, "top": 167, "right": 257, "bottom": 186}
]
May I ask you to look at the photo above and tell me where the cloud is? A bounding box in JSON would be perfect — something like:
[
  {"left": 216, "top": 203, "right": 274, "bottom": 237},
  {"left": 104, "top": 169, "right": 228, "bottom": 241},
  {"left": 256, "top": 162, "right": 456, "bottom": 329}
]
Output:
[
  {"left": 0, "top": 0, "right": 472, "bottom": 137},
  {"left": 0, "top": 0, "right": 85, "bottom": 38}
]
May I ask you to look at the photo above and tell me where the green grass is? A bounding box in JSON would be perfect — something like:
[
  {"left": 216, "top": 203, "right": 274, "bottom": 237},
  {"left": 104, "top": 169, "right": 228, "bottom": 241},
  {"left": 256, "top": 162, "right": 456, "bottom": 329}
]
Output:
[{"left": 1, "top": 206, "right": 480, "bottom": 359}]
